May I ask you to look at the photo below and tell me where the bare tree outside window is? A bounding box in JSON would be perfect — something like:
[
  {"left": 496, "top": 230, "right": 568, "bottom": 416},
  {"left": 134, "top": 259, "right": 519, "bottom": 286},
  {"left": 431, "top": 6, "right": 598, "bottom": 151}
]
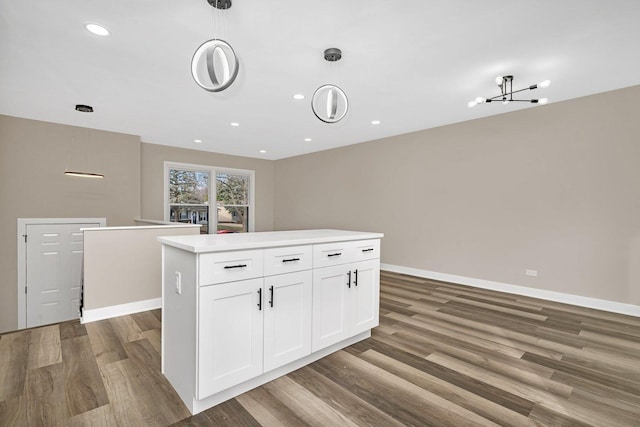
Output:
[
  {"left": 169, "top": 169, "right": 209, "bottom": 233},
  {"left": 216, "top": 172, "right": 250, "bottom": 233}
]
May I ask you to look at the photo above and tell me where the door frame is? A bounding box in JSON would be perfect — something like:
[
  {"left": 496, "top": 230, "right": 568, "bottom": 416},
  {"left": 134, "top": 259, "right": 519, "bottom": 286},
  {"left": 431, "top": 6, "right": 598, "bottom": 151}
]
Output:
[{"left": 17, "top": 218, "right": 106, "bottom": 329}]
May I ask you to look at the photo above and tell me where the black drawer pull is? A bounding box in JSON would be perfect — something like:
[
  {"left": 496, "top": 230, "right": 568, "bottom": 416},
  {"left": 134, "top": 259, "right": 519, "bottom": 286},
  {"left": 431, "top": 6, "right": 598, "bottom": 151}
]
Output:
[
  {"left": 257, "top": 288, "right": 262, "bottom": 310},
  {"left": 354, "top": 269, "right": 358, "bottom": 287},
  {"left": 347, "top": 271, "right": 351, "bottom": 288},
  {"left": 327, "top": 253, "right": 342, "bottom": 257},
  {"left": 282, "top": 258, "right": 300, "bottom": 263},
  {"left": 224, "top": 264, "right": 247, "bottom": 269},
  {"left": 269, "top": 286, "right": 274, "bottom": 307},
  {"left": 362, "top": 248, "right": 374, "bottom": 253}
]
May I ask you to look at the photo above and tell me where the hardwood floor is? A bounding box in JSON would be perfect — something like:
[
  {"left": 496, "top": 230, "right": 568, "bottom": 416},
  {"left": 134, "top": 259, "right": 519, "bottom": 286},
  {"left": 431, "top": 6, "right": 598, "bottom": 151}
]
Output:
[{"left": 2, "top": 270, "right": 640, "bottom": 426}]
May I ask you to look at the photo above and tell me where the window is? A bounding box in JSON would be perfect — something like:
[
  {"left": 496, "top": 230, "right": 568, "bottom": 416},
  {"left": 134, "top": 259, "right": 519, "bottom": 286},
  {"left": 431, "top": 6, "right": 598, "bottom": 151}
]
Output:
[
  {"left": 168, "top": 169, "right": 210, "bottom": 233},
  {"left": 165, "top": 162, "right": 254, "bottom": 234},
  {"left": 216, "top": 172, "right": 250, "bottom": 233}
]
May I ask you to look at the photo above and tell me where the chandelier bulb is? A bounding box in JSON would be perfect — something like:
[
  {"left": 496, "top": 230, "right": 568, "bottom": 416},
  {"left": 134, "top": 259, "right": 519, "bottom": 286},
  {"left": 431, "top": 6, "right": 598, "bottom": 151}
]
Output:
[
  {"left": 495, "top": 76, "right": 504, "bottom": 85},
  {"left": 467, "top": 101, "right": 477, "bottom": 108},
  {"left": 475, "top": 97, "right": 485, "bottom": 104},
  {"left": 538, "top": 98, "right": 549, "bottom": 105},
  {"left": 537, "top": 80, "right": 551, "bottom": 88}
]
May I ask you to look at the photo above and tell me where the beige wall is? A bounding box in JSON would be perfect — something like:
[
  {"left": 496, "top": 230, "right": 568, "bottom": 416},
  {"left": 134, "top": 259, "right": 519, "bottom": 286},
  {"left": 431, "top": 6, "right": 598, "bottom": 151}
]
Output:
[
  {"left": 0, "top": 115, "right": 141, "bottom": 333},
  {"left": 2, "top": 85, "right": 639, "bottom": 331},
  {"left": 140, "top": 142, "right": 275, "bottom": 232},
  {"left": 274, "top": 86, "right": 640, "bottom": 306},
  {"left": 0, "top": 117, "right": 275, "bottom": 333},
  {"left": 83, "top": 225, "right": 200, "bottom": 311}
]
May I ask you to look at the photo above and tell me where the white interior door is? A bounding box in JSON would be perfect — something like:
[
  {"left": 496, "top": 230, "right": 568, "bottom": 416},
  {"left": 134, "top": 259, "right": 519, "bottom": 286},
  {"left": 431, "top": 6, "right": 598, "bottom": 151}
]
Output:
[{"left": 25, "top": 222, "right": 98, "bottom": 327}]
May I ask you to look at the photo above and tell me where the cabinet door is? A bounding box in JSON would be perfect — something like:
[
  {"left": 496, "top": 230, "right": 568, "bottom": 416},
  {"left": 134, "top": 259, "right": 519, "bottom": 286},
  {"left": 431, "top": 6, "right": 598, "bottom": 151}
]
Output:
[
  {"left": 263, "top": 270, "right": 312, "bottom": 372},
  {"left": 351, "top": 259, "right": 380, "bottom": 335},
  {"left": 198, "top": 278, "right": 264, "bottom": 399},
  {"left": 312, "top": 265, "right": 353, "bottom": 352}
]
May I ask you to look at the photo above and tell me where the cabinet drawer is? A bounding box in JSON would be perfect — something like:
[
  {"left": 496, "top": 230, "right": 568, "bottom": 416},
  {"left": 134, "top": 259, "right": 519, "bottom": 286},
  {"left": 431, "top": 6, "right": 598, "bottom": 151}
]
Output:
[
  {"left": 199, "top": 250, "right": 264, "bottom": 285},
  {"left": 313, "top": 242, "right": 355, "bottom": 268},
  {"left": 264, "top": 245, "right": 312, "bottom": 276},
  {"left": 352, "top": 239, "right": 380, "bottom": 261}
]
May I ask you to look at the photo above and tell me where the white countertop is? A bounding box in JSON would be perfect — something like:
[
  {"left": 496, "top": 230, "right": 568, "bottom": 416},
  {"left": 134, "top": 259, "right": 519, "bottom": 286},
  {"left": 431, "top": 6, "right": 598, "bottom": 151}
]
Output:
[{"left": 158, "top": 229, "right": 384, "bottom": 253}]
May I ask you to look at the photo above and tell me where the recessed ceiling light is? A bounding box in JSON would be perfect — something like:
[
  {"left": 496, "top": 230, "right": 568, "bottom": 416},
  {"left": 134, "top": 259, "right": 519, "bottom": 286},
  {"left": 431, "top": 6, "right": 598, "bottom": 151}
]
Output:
[
  {"left": 194, "top": 139, "right": 202, "bottom": 143},
  {"left": 259, "top": 150, "right": 266, "bottom": 153},
  {"left": 230, "top": 122, "right": 239, "bottom": 127},
  {"left": 304, "top": 138, "right": 312, "bottom": 142},
  {"left": 292, "top": 94, "right": 305, "bottom": 100},
  {"left": 371, "top": 120, "right": 381, "bottom": 125},
  {"left": 85, "top": 23, "right": 110, "bottom": 36}
]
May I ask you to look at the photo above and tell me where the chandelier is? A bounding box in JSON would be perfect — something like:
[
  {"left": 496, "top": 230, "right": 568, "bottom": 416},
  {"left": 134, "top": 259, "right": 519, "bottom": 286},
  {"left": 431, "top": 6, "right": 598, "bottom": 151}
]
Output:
[
  {"left": 468, "top": 75, "right": 550, "bottom": 107},
  {"left": 191, "top": 0, "right": 239, "bottom": 92},
  {"left": 311, "top": 48, "right": 349, "bottom": 123}
]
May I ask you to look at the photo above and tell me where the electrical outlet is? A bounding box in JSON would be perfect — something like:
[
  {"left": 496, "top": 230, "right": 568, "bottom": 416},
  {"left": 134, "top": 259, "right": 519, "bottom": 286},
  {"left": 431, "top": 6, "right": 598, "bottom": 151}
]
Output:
[
  {"left": 175, "top": 271, "right": 182, "bottom": 294},
  {"left": 525, "top": 269, "right": 538, "bottom": 277}
]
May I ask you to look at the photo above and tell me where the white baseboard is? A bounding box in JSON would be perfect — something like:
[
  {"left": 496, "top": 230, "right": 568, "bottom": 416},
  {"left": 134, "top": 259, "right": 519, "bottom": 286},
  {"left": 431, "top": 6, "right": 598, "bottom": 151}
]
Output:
[
  {"left": 81, "top": 297, "right": 162, "bottom": 324},
  {"left": 381, "top": 263, "right": 640, "bottom": 318}
]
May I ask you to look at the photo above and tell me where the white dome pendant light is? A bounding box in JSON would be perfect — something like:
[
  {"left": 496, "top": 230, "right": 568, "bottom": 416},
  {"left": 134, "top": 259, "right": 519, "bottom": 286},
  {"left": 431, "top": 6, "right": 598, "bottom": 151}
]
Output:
[
  {"left": 191, "top": 0, "right": 239, "bottom": 92},
  {"left": 312, "top": 48, "right": 349, "bottom": 123}
]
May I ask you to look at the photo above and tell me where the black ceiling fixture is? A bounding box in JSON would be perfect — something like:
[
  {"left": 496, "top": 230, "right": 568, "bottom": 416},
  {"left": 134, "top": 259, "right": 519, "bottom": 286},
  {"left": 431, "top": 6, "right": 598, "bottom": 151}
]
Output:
[
  {"left": 207, "top": 0, "right": 231, "bottom": 9},
  {"left": 75, "top": 104, "right": 93, "bottom": 113},
  {"left": 468, "top": 75, "right": 551, "bottom": 107}
]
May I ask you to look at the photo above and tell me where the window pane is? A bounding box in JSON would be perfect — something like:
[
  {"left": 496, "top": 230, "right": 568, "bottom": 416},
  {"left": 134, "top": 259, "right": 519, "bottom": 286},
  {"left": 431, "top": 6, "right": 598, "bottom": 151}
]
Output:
[
  {"left": 216, "top": 205, "right": 248, "bottom": 233},
  {"left": 216, "top": 173, "right": 248, "bottom": 205},
  {"left": 169, "top": 169, "right": 209, "bottom": 204},
  {"left": 169, "top": 205, "right": 209, "bottom": 234}
]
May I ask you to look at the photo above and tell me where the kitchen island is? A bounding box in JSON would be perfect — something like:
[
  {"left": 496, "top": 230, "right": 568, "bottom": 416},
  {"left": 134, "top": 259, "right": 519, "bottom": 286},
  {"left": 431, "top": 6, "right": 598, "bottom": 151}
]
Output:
[{"left": 158, "top": 229, "right": 383, "bottom": 414}]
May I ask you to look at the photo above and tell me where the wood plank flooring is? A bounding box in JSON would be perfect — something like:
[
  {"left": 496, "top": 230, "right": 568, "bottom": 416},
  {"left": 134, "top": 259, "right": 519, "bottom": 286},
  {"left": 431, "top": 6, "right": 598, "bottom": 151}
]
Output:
[{"left": 2, "top": 270, "right": 640, "bottom": 426}]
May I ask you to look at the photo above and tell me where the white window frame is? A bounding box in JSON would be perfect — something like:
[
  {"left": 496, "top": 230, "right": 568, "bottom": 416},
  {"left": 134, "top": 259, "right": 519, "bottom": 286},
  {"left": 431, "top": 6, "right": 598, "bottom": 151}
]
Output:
[{"left": 163, "top": 161, "right": 255, "bottom": 233}]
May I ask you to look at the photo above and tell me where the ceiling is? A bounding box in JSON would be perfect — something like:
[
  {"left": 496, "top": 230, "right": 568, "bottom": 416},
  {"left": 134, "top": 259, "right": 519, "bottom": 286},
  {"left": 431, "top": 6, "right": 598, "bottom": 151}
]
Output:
[{"left": 1, "top": 1, "right": 639, "bottom": 160}]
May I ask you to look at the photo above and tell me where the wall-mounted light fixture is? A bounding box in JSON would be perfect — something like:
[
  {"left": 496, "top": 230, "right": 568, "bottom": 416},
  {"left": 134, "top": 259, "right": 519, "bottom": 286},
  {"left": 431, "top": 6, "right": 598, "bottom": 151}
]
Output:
[
  {"left": 468, "top": 75, "right": 550, "bottom": 107},
  {"left": 64, "top": 104, "right": 105, "bottom": 178},
  {"left": 64, "top": 171, "right": 104, "bottom": 178}
]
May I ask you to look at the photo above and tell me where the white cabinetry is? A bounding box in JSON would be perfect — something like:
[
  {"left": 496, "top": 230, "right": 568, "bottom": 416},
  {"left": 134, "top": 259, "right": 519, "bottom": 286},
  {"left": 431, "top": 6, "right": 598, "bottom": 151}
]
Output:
[
  {"left": 160, "top": 230, "right": 382, "bottom": 415},
  {"left": 312, "top": 264, "right": 352, "bottom": 350},
  {"left": 263, "top": 270, "right": 312, "bottom": 372},
  {"left": 198, "top": 271, "right": 312, "bottom": 398},
  {"left": 198, "top": 278, "right": 263, "bottom": 398},
  {"left": 312, "top": 241, "right": 380, "bottom": 352},
  {"left": 351, "top": 259, "right": 380, "bottom": 334}
]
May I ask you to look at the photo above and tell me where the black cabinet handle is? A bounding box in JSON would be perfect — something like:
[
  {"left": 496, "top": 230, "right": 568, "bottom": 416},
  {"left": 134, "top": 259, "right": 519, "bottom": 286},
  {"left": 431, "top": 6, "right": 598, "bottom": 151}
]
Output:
[
  {"left": 269, "top": 286, "right": 274, "bottom": 307},
  {"left": 282, "top": 258, "right": 300, "bottom": 263},
  {"left": 362, "top": 248, "right": 374, "bottom": 253},
  {"left": 327, "top": 253, "right": 342, "bottom": 257},
  {"left": 347, "top": 271, "right": 351, "bottom": 288},
  {"left": 257, "top": 288, "right": 262, "bottom": 310},
  {"left": 354, "top": 269, "right": 358, "bottom": 287},
  {"left": 224, "top": 264, "right": 247, "bottom": 269}
]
